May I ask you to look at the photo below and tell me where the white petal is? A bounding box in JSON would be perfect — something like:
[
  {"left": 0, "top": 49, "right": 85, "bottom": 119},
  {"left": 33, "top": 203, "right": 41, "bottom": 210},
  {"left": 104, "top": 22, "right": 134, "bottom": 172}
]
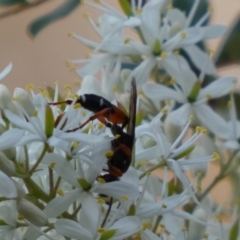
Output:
[
  {"left": 53, "top": 159, "right": 80, "bottom": 187},
  {"left": 0, "top": 171, "right": 17, "bottom": 198},
  {"left": 0, "top": 63, "right": 12, "bottom": 81},
  {"left": 77, "top": 54, "right": 115, "bottom": 77},
  {"left": 58, "top": 131, "right": 103, "bottom": 144},
  {"left": 163, "top": 27, "right": 204, "bottom": 51},
  {"left": 16, "top": 134, "right": 43, "bottom": 146},
  {"left": 166, "top": 9, "right": 186, "bottom": 28},
  {"left": 198, "top": 76, "right": 237, "bottom": 100},
  {"left": 0, "top": 128, "right": 24, "bottom": 151},
  {"left": 140, "top": 0, "right": 161, "bottom": 47},
  {"left": 202, "top": 25, "right": 226, "bottom": 39},
  {"left": 4, "top": 110, "right": 35, "bottom": 133},
  {"left": 0, "top": 205, "right": 16, "bottom": 226},
  {"left": 169, "top": 104, "right": 192, "bottom": 126},
  {"left": 161, "top": 55, "right": 197, "bottom": 95},
  {"left": 183, "top": 45, "right": 215, "bottom": 75},
  {"left": 142, "top": 83, "right": 184, "bottom": 102},
  {"left": 94, "top": 181, "right": 140, "bottom": 201},
  {"left": 110, "top": 216, "right": 140, "bottom": 240},
  {"left": 44, "top": 189, "right": 81, "bottom": 218},
  {"left": 55, "top": 219, "right": 93, "bottom": 240},
  {"left": 126, "top": 57, "right": 156, "bottom": 89},
  {"left": 47, "top": 136, "right": 71, "bottom": 153},
  {"left": 168, "top": 160, "right": 199, "bottom": 204},
  {"left": 141, "top": 229, "right": 162, "bottom": 240},
  {"left": 78, "top": 193, "right": 100, "bottom": 233},
  {"left": 194, "top": 104, "right": 230, "bottom": 138}
]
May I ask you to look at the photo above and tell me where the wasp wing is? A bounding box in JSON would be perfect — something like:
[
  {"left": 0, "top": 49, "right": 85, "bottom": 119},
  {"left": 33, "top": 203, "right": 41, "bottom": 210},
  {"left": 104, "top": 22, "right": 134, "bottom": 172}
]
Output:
[{"left": 127, "top": 77, "right": 137, "bottom": 144}]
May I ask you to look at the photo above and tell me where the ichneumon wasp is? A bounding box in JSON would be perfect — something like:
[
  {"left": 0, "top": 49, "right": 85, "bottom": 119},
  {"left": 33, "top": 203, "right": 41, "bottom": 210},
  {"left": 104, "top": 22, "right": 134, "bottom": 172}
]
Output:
[{"left": 49, "top": 78, "right": 137, "bottom": 181}]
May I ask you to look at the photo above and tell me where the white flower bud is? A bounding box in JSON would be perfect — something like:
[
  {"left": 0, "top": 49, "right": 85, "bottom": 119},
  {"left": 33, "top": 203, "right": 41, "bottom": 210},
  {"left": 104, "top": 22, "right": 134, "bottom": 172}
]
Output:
[
  {"left": 17, "top": 199, "right": 47, "bottom": 226},
  {"left": 188, "top": 208, "right": 208, "bottom": 240},
  {"left": 0, "top": 84, "right": 17, "bottom": 113},
  {"left": 0, "top": 151, "right": 16, "bottom": 176},
  {"left": 13, "top": 88, "right": 35, "bottom": 116},
  {"left": 189, "top": 146, "right": 208, "bottom": 177},
  {"left": 77, "top": 75, "right": 102, "bottom": 95}
]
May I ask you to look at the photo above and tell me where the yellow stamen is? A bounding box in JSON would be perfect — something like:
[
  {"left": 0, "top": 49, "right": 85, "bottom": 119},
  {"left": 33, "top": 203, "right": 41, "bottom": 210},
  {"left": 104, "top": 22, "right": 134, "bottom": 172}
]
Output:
[
  {"left": 174, "top": 50, "right": 179, "bottom": 55},
  {"left": 83, "top": 12, "right": 90, "bottom": 18},
  {"left": 98, "top": 123, "right": 105, "bottom": 130},
  {"left": 124, "top": 38, "right": 131, "bottom": 44},
  {"left": 115, "top": 134, "right": 121, "bottom": 139},
  {"left": 18, "top": 215, "right": 24, "bottom": 220},
  {"left": 105, "top": 150, "right": 113, "bottom": 158},
  {"left": 162, "top": 203, "right": 167, "bottom": 209},
  {"left": 121, "top": 195, "right": 129, "bottom": 201},
  {"left": 189, "top": 115, "right": 194, "bottom": 120},
  {"left": 201, "top": 127, "right": 207, "bottom": 135},
  {"left": 160, "top": 52, "right": 167, "bottom": 59},
  {"left": 57, "top": 189, "right": 64, "bottom": 196},
  {"left": 49, "top": 162, "right": 56, "bottom": 168},
  {"left": 73, "top": 103, "right": 81, "bottom": 109},
  {"left": 195, "top": 126, "right": 201, "bottom": 133},
  {"left": 97, "top": 228, "right": 105, "bottom": 233},
  {"left": 180, "top": 31, "right": 186, "bottom": 39},
  {"left": 33, "top": 110, "right": 38, "bottom": 117},
  {"left": 169, "top": 78, "right": 176, "bottom": 85},
  {"left": 68, "top": 32, "right": 74, "bottom": 38},
  {"left": 212, "top": 152, "right": 220, "bottom": 161},
  {"left": 64, "top": 84, "right": 72, "bottom": 91},
  {"left": 26, "top": 84, "right": 35, "bottom": 91},
  {"left": 97, "top": 199, "right": 105, "bottom": 205},
  {"left": 227, "top": 101, "right": 232, "bottom": 108}
]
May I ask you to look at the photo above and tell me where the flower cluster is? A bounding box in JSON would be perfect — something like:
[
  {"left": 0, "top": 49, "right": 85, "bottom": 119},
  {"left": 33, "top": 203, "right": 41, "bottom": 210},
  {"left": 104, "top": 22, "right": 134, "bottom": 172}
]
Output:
[{"left": 0, "top": 0, "right": 239, "bottom": 239}]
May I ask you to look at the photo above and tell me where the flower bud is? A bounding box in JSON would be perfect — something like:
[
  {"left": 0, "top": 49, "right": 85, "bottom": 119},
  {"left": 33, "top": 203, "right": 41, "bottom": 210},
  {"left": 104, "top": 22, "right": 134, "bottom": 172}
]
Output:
[
  {"left": 77, "top": 75, "right": 101, "bottom": 95},
  {"left": 17, "top": 199, "right": 47, "bottom": 226},
  {"left": 0, "top": 152, "right": 16, "bottom": 176},
  {"left": 0, "top": 84, "right": 18, "bottom": 114},
  {"left": 13, "top": 88, "right": 35, "bottom": 117}
]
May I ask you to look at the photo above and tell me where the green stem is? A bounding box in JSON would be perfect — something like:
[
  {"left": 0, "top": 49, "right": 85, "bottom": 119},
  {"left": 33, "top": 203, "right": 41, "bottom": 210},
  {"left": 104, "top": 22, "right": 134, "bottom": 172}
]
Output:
[
  {"left": 29, "top": 143, "right": 48, "bottom": 175},
  {"left": 139, "top": 161, "right": 166, "bottom": 179},
  {"left": 23, "top": 178, "right": 50, "bottom": 202},
  {"left": 199, "top": 150, "right": 239, "bottom": 201},
  {"left": 24, "top": 145, "right": 29, "bottom": 172},
  {"left": 49, "top": 167, "right": 54, "bottom": 197},
  {"left": 153, "top": 215, "right": 162, "bottom": 233}
]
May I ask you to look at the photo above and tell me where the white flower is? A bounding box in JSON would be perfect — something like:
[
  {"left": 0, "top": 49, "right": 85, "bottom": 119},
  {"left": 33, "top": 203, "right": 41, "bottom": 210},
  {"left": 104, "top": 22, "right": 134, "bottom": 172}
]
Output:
[
  {"left": 72, "top": 0, "right": 225, "bottom": 89},
  {"left": 143, "top": 74, "right": 237, "bottom": 138},
  {"left": 136, "top": 117, "right": 215, "bottom": 204},
  {"left": 43, "top": 152, "right": 140, "bottom": 218}
]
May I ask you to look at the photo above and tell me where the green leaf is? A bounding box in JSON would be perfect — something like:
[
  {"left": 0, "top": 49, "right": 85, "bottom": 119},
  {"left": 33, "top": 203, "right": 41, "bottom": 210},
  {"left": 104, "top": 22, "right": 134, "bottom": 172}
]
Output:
[
  {"left": 28, "top": 0, "right": 81, "bottom": 37},
  {"left": 215, "top": 15, "right": 240, "bottom": 66},
  {"left": 229, "top": 219, "right": 239, "bottom": 240},
  {"left": 0, "top": 0, "right": 26, "bottom": 6}
]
